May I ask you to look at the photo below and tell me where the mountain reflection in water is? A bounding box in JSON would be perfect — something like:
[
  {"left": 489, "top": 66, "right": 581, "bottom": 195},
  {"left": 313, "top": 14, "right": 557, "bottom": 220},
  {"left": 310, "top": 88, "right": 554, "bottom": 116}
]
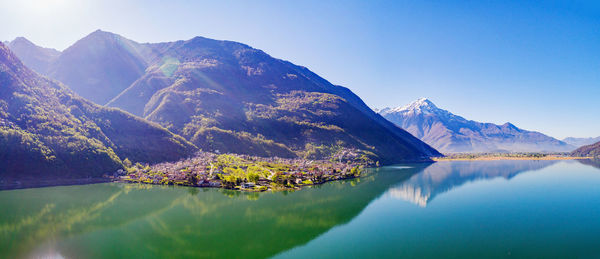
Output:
[
  {"left": 274, "top": 160, "right": 600, "bottom": 259},
  {"left": 387, "top": 160, "right": 558, "bottom": 206},
  {"left": 3, "top": 161, "right": 600, "bottom": 258},
  {"left": 578, "top": 158, "right": 600, "bottom": 170},
  {"left": 0, "top": 164, "right": 428, "bottom": 259}
]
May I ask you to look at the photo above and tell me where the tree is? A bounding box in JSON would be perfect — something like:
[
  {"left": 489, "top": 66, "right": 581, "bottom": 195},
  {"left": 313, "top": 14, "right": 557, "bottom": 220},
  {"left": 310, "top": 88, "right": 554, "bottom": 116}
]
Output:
[
  {"left": 221, "top": 174, "right": 240, "bottom": 189},
  {"left": 310, "top": 172, "right": 324, "bottom": 183},
  {"left": 247, "top": 165, "right": 268, "bottom": 178},
  {"left": 247, "top": 172, "right": 260, "bottom": 183},
  {"left": 223, "top": 167, "right": 244, "bottom": 178},
  {"left": 187, "top": 173, "right": 199, "bottom": 185},
  {"left": 350, "top": 166, "right": 361, "bottom": 177},
  {"left": 271, "top": 171, "right": 286, "bottom": 185}
]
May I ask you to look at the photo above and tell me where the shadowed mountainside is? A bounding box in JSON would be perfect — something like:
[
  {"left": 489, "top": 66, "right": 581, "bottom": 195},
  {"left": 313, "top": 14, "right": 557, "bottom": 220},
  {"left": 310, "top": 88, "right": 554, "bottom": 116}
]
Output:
[
  {"left": 0, "top": 42, "right": 196, "bottom": 182},
  {"left": 46, "top": 30, "right": 148, "bottom": 105},
  {"left": 6, "top": 37, "right": 60, "bottom": 74}
]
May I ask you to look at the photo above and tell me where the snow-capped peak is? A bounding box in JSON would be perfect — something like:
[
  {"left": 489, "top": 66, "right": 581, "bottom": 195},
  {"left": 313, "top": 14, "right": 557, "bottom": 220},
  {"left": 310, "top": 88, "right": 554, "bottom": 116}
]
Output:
[
  {"left": 378, "top": 98, "right": 440, "bottom": 115},
  {"left": 400, "top": 98, "right": 436, "bottom": 110}
]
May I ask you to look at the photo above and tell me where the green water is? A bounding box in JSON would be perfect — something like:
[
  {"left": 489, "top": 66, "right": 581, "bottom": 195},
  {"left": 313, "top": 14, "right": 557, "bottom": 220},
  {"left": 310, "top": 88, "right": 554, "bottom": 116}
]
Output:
[{"left": 1, "top": 160, "right": 600, "bottom": 258}]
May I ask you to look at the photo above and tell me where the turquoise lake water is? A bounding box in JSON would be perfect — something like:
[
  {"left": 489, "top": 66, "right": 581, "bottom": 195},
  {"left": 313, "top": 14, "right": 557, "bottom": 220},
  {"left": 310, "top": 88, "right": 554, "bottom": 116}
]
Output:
[{"left": 1, "top": 160, "right": 600, "bottom": 258}]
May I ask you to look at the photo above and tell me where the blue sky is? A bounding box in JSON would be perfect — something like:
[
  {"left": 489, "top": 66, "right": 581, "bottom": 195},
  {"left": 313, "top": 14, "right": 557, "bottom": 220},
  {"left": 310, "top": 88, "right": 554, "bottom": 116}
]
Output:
[{"left": 0, "top": 0, "right": 598, "bottom": 139}]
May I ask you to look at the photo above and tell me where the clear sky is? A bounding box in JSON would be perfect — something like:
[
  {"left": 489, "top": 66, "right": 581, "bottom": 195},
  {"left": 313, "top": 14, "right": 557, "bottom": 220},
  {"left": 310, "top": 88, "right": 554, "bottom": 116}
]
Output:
[{"left": 1, "top": 0, "right": 598, "bottom": 139}]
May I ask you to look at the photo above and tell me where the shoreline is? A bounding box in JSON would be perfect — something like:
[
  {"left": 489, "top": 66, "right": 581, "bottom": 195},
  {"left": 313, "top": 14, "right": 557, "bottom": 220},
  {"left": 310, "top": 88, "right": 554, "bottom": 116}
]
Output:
[
  {"left": 0, "top": 173, "right": 363, "bottom": 192},
  {"left": 116, "top": 173, "right": 362, "bottom": 192},
  {"left": 433, "top": 156, "right": 593, "bottom": 161},
  {"left": 2, "top": 157, "right": 594, "bottom": 191},
  {"left": 0, "top": 177, "right": 113, "bottom": 191}
]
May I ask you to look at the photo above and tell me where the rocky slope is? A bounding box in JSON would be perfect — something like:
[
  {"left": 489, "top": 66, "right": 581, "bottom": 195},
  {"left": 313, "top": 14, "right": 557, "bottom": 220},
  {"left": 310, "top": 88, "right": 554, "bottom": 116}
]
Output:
[
  {"left": 379, "top": 98, "right": 574, "bottom": 153},
  {"left": 0, "top": 42, "right": 196, "bottom": 182}
]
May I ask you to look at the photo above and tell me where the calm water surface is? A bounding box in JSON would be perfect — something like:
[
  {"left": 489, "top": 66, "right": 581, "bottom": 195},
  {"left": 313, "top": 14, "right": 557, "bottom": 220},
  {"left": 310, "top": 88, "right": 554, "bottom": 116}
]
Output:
[{"left": 1, "top": 160, "right": 600, "bottom": 258}]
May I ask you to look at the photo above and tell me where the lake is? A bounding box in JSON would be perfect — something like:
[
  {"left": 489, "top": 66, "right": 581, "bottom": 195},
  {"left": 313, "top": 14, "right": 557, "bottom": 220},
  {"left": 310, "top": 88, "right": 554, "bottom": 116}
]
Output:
[{"left": 1, "top": 160, "right": 600, "bottom": 258}]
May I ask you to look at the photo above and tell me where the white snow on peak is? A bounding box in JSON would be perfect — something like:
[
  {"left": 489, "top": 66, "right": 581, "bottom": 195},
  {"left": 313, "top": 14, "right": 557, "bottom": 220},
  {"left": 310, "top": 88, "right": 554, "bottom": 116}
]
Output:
[
  {"left": 400, "top": 98, "right": 435, "bottom": 109},
  {"left": 376, "top": 98, "right": 459, "bottom": 119},
  {"left": 381, "top": 97, "right": 440, "bottom": 115}
]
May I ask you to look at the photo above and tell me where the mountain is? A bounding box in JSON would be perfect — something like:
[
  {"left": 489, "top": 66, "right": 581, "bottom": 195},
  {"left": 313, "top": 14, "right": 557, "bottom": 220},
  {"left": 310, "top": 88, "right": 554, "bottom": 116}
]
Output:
[
  {"left": 6, "top": 37, "right": 60, "bottom": 73},
  {"left": 378, "top": 98, "right": 574, "bottom": 153},
  {"left": 46, "top": 30, "right": 149, "bottom": 105},
  {"left": 6, "top": 32, "right": 147, "bottom": 105},
  {"left": 0, "top": 42, "right": 196, "bottom": 182},
  {"left": 12, "top": 30, "right": 440, "bottom": 163},
  {"left": 563, "top": 136, "right": 600, "bottom": 148},
  {"left": 571, "top": 141, "right": 600, "bottom": 157}
]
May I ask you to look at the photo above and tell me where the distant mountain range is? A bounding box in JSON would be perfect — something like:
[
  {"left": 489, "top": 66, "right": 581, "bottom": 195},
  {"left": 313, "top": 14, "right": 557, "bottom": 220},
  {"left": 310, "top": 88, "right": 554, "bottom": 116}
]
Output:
[
  {"left": 562, "top": 136, "right": 600, "bottom": 148},
  {"left": 5, "top": 31, "right": 440, "bottom": 164},
  {"left": 0, "top": 42, "right": 196, "bottom": 181},
  {"left": 378, "top": 98, "right": 574, "bottom": 153}
]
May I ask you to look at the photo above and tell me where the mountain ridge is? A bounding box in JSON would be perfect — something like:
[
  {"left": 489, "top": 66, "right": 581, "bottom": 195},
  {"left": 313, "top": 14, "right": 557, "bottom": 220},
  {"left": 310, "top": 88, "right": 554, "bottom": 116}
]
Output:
[
  {"left": 379, "top": 98, "right": 574, "bottom": 153},
  {"left": 46, "top": 30, "right": 149, "bottom": 105},
  {"left": 6, "top": 37, "right": 60, "bottom": 73}
]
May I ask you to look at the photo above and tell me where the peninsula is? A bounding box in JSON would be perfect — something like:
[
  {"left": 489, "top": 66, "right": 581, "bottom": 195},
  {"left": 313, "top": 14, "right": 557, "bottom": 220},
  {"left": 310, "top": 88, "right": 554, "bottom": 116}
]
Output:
[{"left": 116, "top": 151, "right": 369, "bottom": 191}]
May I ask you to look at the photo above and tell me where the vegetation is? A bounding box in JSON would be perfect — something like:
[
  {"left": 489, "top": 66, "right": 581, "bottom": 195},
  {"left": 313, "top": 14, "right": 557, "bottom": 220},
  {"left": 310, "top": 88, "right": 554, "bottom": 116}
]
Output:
[
  {"left": 121, "top": 151, "right": 369, "bottom": 191},
  {"left": 571, "top": 141, "right": 600, "bottom": 158},
  {"left": 0, "top": 43, "right": 196, "bottom": 183},
  {"left": 0, "top": 32, "right": 440, "bottom": 186},
  {"left": 34, "top": 31, "right": 439, "bottom": 164}
]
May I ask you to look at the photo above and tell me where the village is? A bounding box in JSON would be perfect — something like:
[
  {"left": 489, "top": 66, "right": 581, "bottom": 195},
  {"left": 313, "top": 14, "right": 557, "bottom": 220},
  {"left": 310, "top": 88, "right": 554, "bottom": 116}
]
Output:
[{"left": 114, "top": 151, "right": 368, "bottom": 191}]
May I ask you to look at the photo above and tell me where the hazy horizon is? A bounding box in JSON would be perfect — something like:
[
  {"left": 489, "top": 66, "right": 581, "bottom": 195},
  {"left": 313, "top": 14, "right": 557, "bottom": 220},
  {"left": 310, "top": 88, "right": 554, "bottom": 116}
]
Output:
[{"left": 1, "top": 0, "right": 598, "bottom": 139}]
